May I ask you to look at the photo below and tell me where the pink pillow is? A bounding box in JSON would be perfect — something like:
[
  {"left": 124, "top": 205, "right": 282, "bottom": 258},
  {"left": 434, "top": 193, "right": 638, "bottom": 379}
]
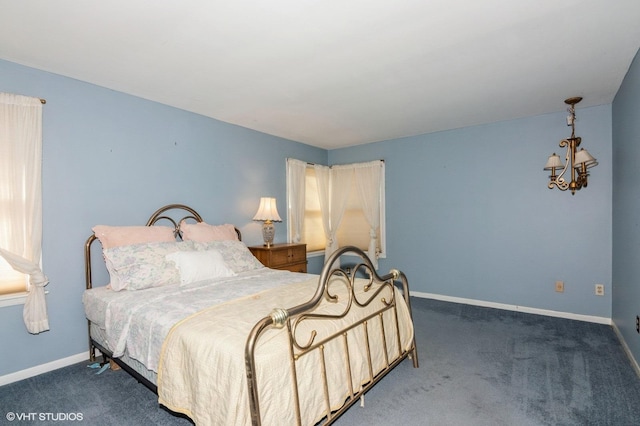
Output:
[
  {"left": 92, "top": 225, "right": 175, "bottom": 249},
  {"left": 180, "top": 221, "right": 238, "bottom": 242}
]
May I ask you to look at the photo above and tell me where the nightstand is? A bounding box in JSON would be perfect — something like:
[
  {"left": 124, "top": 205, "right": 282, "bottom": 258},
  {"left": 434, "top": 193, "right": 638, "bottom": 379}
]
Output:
[{"left": 249, "top": 243, "right": 307, "bottom": 273}]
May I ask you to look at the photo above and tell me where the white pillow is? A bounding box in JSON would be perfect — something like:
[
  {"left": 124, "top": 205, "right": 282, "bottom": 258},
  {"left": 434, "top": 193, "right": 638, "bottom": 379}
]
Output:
[
  {"left": 166, "top": 249, "right": 236, "bottom": 285},
  {"left": 192, "top": 240, "right": 265, "bottom": 273}
]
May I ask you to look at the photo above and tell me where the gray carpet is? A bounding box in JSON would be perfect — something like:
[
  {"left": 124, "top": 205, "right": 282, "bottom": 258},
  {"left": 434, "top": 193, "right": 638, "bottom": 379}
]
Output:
[
  {"left": 337, "top": 298, "right": 640, "bottom": 425},
  {"left": 1, "top": 297, "right": 639, "bottom": 425}
]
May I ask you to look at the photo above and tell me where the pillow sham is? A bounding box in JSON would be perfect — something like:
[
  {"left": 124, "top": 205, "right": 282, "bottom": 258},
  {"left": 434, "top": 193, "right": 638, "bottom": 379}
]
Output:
[
  {"left": 166, "top": 250, "right": 236, "bottom": 285},
  {"left": 103, "top": 241, "right": 194, "bottom": 291},
  {"left": 192, "top": 240, "right": 265, "bottom": 273},
  {"left": 92, "top": 225, "right": 175, "bottom": 249},
  {"left": 179, "top": 221, "right": 238, "bottom": 242}
]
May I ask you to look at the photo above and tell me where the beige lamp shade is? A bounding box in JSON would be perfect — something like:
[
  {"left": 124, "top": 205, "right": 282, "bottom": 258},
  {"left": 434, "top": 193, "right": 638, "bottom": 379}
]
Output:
[
  {"left": 253, "top": 197, "right": 282, "bottom": 222},
  {"left": 574, "top": 148, "right": 598, "bottom": 169},
  {"left": 544, "top": 153, "right": 564, "bottom": 170}
]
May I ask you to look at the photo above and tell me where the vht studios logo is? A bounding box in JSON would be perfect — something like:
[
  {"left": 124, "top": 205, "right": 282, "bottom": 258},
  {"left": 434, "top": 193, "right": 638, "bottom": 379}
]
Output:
[{"left": 5, "top": 412, "right": 84, "bottom": 422}]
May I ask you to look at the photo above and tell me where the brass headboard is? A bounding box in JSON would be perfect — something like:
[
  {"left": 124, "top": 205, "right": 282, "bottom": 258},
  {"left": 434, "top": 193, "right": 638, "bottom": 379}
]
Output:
[
  {"left": 84, "top": 204, "right": 241, "bottom": 289},
  {"left": 145, "top": 203, "right": 203, "bottom": 228}
]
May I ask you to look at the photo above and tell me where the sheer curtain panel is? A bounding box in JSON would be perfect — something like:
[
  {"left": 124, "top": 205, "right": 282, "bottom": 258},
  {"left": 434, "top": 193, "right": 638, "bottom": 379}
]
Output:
[
  {"left": 313, "top": 165, "right": 334, "bottom": 258},
  {"left": 327, "top": 165, "right": 354, "bottom": 262},
  {"left": 0, "top": 93, "right": 49, "bottom": 334},
  {"left": 286, "top": 158, "right": 307, "bottom": 243},
  {"left": 354, "top": 161, "right": 383, "bottom": 269}
]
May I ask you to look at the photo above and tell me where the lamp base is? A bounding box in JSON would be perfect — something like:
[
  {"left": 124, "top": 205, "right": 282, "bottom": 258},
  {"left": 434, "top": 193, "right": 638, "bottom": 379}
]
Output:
[{"left": 262, "top": 220, "right": 275, "bottom": 248}]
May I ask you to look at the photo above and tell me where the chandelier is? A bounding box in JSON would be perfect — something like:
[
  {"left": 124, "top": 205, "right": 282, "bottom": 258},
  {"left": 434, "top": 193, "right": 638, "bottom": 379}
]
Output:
[{"left": 544, "top": 97, "right": 598, "bottom": 195}]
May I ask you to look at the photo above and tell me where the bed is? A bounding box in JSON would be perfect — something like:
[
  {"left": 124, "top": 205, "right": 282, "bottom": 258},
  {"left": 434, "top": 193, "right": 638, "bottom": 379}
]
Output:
[{"left": 83, "top": 204, "right": 418, "bottom": 425}]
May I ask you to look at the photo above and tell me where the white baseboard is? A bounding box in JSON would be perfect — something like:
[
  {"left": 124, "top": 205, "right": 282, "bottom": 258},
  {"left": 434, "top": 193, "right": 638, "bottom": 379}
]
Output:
[
  {"left": 611, "top": 321, "right": 640, "bottom": 378},
  {"left": 0, "top": 351, "right": 93, "bottom": 387},
  {"left": 411, "top": 291, "right": 612, "bottom": 325}
]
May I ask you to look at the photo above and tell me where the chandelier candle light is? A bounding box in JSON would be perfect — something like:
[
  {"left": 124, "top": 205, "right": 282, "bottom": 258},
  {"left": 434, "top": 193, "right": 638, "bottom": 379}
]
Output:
[
  {"left": 253, "top": 197, "right": 282, "bottom": 247},
  {"left": 544, "top": 96, "right": 598, "bottom": 195}
]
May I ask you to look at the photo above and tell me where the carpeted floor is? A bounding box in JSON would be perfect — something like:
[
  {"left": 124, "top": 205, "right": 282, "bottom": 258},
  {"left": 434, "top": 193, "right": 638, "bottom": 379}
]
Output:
[
  {"left": 1, "top": 297, "right": 639, "bottom": 425},
  {"left": 337, "top": 298, "right": 640, "bottom": 425}
]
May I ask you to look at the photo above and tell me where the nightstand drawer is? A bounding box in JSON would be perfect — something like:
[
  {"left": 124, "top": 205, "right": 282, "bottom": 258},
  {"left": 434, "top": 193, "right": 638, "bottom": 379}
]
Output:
[
  {"left": 268, "top": 246, "right": 305, "bottom": 266},
  {"left": 249, "top": 243, "right": 307, "bottom": 273}
]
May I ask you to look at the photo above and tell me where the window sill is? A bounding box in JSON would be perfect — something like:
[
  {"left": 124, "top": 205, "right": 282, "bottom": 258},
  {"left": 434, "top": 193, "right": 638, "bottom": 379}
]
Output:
[
  {"left": 0, "top": 292, "right": 29, "bottom": 308},
  {"left": 0, "top": 291, "right": 48, "bottom": 308},
  {"left": 307, "top": 250, "right": 325, "bottom": 258}
]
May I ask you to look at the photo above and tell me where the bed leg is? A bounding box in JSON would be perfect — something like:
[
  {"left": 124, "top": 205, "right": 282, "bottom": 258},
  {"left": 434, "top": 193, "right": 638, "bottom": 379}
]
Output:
[
  {"left": 411, "top": 346, "right": 419, "bottom": 368},
  {"left": 88, "top": 319, "right": 95, "bottom": 362}
]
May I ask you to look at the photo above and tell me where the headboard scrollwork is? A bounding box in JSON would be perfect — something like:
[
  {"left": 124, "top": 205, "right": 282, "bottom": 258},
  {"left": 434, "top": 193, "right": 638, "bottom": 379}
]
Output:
[{"left": 146, "top": 203, "right": 203, "bottom": 235}]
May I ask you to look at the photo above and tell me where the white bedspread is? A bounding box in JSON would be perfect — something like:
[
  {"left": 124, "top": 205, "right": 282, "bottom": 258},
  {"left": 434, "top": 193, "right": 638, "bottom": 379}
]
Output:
[
  {"left": 82, "top": 268, "right": 312, "bottom": 372},
  {"left": 157, "top": 275, "right": 415, "bottom": 425}
]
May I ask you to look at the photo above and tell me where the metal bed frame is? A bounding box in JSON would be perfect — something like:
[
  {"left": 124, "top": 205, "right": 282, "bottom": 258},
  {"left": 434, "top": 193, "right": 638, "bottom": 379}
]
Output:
[
  {"left": 246, "top": 245, "right": 419, "bottom": 425},
  {"left": 84, "top": 204, "right": 418, "bottom": 425}
]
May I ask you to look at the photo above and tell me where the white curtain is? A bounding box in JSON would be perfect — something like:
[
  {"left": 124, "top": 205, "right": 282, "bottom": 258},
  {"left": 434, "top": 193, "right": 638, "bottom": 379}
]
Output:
[
  {"left": 329, "top": 166, "right": 353, "bottom": 260},
  {"left": 286, "top": 158, "right": 306, "bottom": 243},
  {"left": 313, "top": 165, "right": 333, "bottom": 258},
  {"left": 0, "top": 93, "right": 49, "bottom": 334},
  {"left": 354, "top": 161, "right": 383, "bottom": 269},
  {"left": 315, "top": 164, "right": 353, "bottom": 263}
]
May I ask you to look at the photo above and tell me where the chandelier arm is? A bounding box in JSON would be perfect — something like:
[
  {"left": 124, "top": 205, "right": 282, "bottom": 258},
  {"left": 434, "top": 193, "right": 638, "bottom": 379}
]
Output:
[
  {"left": 549, "top": 139, "right": 571, "bottom": 191},
  {"left": 576, "top": 163, "right": 589, "bottom": 189}
]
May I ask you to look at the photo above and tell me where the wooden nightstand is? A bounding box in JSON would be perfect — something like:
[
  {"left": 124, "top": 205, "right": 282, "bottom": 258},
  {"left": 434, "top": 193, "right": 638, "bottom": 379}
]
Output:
[{"left": 249, "top": 243, "right": 307, "bottom": 273}]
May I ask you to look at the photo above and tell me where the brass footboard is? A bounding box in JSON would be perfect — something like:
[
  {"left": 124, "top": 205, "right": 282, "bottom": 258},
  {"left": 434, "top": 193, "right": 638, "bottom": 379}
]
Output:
[{"left": 245, "top": 246, "right": 419, "bottom": 426}]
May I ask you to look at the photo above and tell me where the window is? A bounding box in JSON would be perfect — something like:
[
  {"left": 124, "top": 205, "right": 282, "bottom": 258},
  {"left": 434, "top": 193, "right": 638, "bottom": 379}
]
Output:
[
  {"left": 0, "top": 92, "right": 49, "bottom": 333},
  {"left": 0, "top": 259, "right": 26, "bottom": 296},
  {"left": 286, "top": 159, "right": 386, "bottom": 266},
  {"left": 300, "top": 166, "right": 325, "bottom": 252}
]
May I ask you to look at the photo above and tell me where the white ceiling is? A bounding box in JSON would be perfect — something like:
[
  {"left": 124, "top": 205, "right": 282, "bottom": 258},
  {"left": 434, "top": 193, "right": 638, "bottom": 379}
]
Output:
[{"left": 1, "top": 1, "right": 639, "bottom": 149}]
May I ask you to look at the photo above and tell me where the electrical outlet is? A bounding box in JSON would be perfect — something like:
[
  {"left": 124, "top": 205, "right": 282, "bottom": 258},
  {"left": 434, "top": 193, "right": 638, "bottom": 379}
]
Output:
[
  {"left": 555, "top": 281, "right": 564, "bottom": 293},
  {"left": 595, "top": 284, "right": 604, "bottom": 296},
  {"left": 636, "top": 315, "right": 639, "bottom": 334}
]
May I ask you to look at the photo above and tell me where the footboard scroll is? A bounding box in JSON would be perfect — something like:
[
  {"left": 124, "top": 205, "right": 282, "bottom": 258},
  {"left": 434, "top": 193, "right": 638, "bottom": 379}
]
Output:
[{"left": 245, "top": 246, "right": 419, "bottom": 426}]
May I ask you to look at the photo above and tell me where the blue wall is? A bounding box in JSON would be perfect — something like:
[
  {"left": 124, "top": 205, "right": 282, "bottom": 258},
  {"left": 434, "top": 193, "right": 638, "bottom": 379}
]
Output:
[
  {"left": 612, "top": 48, "right": 640, "bottom": 365},
  {"left": 0, "top": 54, "right": 629, "bottom": 379},
  {"left": 0, "top": 59, "right": 327, "bottom": 377},
  {"left": 330, "top": 105, "right": 612, "bottom": 318}
]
